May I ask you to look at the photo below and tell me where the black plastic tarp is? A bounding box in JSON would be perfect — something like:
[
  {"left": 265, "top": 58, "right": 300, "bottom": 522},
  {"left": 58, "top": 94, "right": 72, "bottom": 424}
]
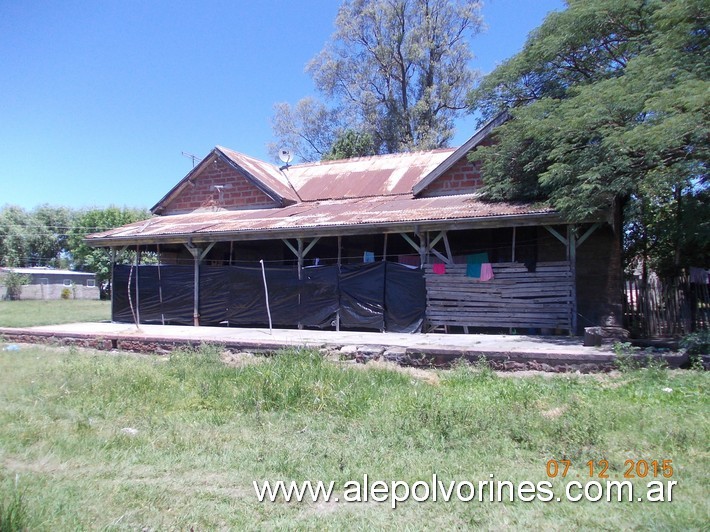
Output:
[
  {"left": 300, "top": 265, "right": 339, "bottom": 328},
  {"left": 112, "top": 265, "right": 194, "bottom": 325},
  {"left": 384, "top": 262, "right": 426, "bottom": 333},
  {"left": 200, "top": 266, "right": 296, "bottom": 326},
  {"left": 112, "top": 261, "right": 424, "bottom": 332},
  {"left": 338, "top": 262, "right": 386, "bottom": 330}
]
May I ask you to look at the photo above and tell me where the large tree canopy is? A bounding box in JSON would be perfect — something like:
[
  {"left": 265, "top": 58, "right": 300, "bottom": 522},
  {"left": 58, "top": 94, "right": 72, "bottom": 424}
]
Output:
[
  {"left": 271, "top": 0, "right": 483, "bottom": 162},
  {"left": 0, "top": 205, "right": 75, "bottom": 268},
  {"left": 67, "top": 206, "right": 152, "bottom": 296},
  {"left": 468, "top": 0, "right": 708, "bottom": 275}
]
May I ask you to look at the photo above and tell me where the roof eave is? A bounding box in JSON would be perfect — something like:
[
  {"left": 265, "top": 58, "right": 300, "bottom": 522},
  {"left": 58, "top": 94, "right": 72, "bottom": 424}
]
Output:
[{"left": 84, "top": 211, "right": 566, "bottom": 248}]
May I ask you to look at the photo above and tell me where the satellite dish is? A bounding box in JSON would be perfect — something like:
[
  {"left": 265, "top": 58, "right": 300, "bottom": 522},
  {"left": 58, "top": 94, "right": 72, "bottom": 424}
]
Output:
[{"left": 278, "top": 148, "right": 293, "bottom": 165}]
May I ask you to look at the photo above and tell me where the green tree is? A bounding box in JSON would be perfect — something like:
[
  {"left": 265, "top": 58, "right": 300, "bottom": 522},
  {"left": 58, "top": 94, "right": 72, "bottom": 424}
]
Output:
[
  {"left": 67, "top": 207, "right": 152, "bottom": 297},
  {"left": 269, "top": 98, "right": 344, "bottom": 162},
  {"left": 272, "top": 0, "right": 483, "bottom": 161},
  {"left": 0, "top": 206, "right": 32, "bottom": 267},
  {"left": 468, "top": 0, "right": 709, "bottom": 275},
  {"left": 28, "top": 205, "right": 75, "bottom": 267},
  {"left": 323, "top": 130, "right": 377, "bottom": 161},
  {"left": 0, "top": 269, "right": 30, "bottom": 300},
  {"left": 0, "top": 205, "right": 75, "bottom": 267}
]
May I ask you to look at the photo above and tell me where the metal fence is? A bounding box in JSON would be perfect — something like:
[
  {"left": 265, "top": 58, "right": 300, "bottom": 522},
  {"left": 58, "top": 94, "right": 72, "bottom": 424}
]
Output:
[{"left": 624, "top": 275, "right": 710, "bottom": 338}]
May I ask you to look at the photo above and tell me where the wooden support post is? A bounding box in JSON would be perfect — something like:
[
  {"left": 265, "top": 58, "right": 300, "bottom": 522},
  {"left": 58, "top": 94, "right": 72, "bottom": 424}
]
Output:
[
  {"left": 567, "top": 225, "right": 578, "bottom": 335},
  {"left": 297, "top": 238, "right": 304, "bottom": 280},
  {"left": 187, "top": 245, "right": 201, "bottom": 327},
  {"left": 416, "top": 230, "right": 427, "bottom": 267},
  {"left": 336, "top": 235, "right": 342, "bottom": 332},
  {"left": 185, "top": 241, "right": 215, "bottom": 327},
  {"left": 511, "top": 227, "right": 516, "bottom": 263},
  {"left": 109, "top": 247, "right": 116, "bottom": 303},
  {"left": 382, "top": 233, "right": 388, "bottom": 262},
  {"left": 297, "top": 238, "right": 304, "bottom": 329},
  {"left": 135, "top": 246, "right": 141, "bottom": 325},
  {"left": 443, "top": 231, "right": 454, "bottom": 264}
]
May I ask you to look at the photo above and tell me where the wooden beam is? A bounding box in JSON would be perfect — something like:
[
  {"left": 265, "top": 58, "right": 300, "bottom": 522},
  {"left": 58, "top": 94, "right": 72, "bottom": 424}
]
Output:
[
  {"left": 576, "top": 223, "right": 601, "bottom": 249},
  {"left": 297, "top": 238, "right": 304, "bottom": 280},
  {"left": 400, "top": 232, "right": 420, "bottom": 253},
  {"left": 427, "top": 231, "right": 453, "bottom": 265},
  {"left": 184, "top": 241, "right": 214, "bottom": 326},
  {"left": 135, "top": 245, "right": 141, "bottom": 326},
  {"left": 443, "top": 232, "right": 453, "bottom": 264},
  {"left": 544, "top": 225, "right": 568, "bottom": 246},
  {"left": 430, "top": 248, "right": 449, "bottom": 264},
  {"left": 302, "top": 237, "right": 320, "bottom": 258},
  {"left": 282, "top": 238, "right": 298, "bottom": 257},
  {"left": 567, "top": 225, "right": 578, "bottom": 335},
  {"left": 336, "top": 235, "right": 341, "bottom": 332},
  {"left": 418, "top": 231, "right": 427, "bottom": 267},
  {"left": 429, "top": 231, "right": 444, "bottom": 249}
]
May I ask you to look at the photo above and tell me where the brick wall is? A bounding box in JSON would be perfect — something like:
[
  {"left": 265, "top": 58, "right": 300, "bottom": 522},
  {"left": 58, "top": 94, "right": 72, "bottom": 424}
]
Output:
[
  {"left": 162, "top": 157, "right": 279, "bottom": 214},
  {"left": 420, "top": 157, "right": 483, "bottom": 197},
  {"left": 419, "top": 140, "right": 493, "bottom": 197}
]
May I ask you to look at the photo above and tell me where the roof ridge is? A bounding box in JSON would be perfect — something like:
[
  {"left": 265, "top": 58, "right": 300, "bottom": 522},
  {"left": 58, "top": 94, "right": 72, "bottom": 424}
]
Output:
[{"left": 291, "top": 147, "right": 458, "bottom": 168}]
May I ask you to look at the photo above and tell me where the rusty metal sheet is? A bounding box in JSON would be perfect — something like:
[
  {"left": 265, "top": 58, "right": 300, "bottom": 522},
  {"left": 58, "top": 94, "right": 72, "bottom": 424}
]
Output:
[
  {"left": 218, "top": 146, "right": 300, "bottom": 203},
  {"left": 285, "top": 149, "right": 455, "bottom": 201},
  {"left": 87, "top": 194, "right": 554, "bottom": 242}
]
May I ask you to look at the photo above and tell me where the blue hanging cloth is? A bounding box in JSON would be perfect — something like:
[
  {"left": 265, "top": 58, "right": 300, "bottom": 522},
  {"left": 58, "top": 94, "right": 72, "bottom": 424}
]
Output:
[{"left": 466, "top": 252, "right": 489, "bottom": 278}]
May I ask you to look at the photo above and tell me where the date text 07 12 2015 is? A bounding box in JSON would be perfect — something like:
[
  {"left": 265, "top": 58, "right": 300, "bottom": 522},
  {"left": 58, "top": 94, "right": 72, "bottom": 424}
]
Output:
[{"left": 546, "top": 459, "right": 674, "bottom": 479}]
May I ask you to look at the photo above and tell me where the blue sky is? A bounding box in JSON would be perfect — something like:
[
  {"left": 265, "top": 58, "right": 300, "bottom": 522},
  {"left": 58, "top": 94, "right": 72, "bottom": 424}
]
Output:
[{"left": 0, "top": 0, "right": 564, "bottom": 211}]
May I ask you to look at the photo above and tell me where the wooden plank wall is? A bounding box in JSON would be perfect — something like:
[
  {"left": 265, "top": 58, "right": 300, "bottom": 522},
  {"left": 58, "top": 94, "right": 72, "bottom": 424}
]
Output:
[{"left": 424, "top": 261, "right": 573, "bottom": 331}]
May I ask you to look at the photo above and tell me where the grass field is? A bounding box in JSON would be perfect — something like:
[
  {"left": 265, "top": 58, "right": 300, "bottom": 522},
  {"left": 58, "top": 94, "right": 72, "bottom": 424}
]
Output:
[
  {"left": 0, "top": 300, "right": 110, "bottom": 328},
  {"left": 0, "top": 343, "right": 707, "bottom": 530}
]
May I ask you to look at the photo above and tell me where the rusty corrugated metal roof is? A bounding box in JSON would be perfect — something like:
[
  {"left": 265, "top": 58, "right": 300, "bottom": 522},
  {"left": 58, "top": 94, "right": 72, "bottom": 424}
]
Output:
[
  {"left": 88, "top": 113, "right": 557, "bottom": 246},
  {"left": 284, "top": 149, "right": 456, "bottom": 201},
  {"left": 217, "top": 146, "right": 300, "bottom": 203},
  {"left": 88, "top": 193, "right": 555, "bottom": 244}
]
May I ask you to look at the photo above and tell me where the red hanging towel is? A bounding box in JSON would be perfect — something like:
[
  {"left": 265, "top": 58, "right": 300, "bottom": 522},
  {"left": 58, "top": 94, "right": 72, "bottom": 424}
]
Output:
[{"left": 433, "top": 263, "right": 446, "bottom": 275}]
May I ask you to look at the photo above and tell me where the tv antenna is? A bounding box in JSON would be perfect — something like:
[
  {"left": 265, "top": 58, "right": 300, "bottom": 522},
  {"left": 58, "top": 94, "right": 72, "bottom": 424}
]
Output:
[
  {"left": 181, "top": 151, "right": 200, "bottom": 168},
  {"left": 278, "top": 148, "right": 293, "bottom": 170}
]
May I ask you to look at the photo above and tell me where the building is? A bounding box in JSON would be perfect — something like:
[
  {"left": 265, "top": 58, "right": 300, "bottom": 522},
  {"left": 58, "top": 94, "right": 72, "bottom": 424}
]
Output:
[
  {"left": 85, "top": 115, "right": 622, "bottom": 334},
  {"left": 0, "top": 267, "right": 99, "bottom": 300}
]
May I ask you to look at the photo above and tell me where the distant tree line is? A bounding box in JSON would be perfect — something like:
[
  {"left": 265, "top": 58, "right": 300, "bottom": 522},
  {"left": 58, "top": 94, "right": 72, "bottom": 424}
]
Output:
[{"left": 0, "top": 205, "right": 150, "bottom": 297}]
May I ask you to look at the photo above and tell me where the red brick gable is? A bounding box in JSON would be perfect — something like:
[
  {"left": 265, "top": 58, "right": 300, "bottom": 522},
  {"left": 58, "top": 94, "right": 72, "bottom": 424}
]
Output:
[
  {"left": 418, "top": 151, "right": 484, "bottom": 197},
  {"left": 161, "top": 157, "right": 279, "bottom": 214}
]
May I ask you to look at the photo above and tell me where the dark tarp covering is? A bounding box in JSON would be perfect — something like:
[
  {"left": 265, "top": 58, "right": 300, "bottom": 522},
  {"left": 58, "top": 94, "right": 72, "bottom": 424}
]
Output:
[
  {"left": 384, "top": 262, "right": 426, "bottom": 333},
  {"left": 112, "top": 261, "right": 423, "bottom": 332},
  {"left": 338, "top": 262, "right": 386, "bottom": 330},
  {"left": 112, "top": 265, "right": 194, "bottom": 325},
  {"left": 300, "top": 265, "right": 339, "bottom": 328},
  {"left": 200, "top": 266, "right": 300, "bottom": 326}
]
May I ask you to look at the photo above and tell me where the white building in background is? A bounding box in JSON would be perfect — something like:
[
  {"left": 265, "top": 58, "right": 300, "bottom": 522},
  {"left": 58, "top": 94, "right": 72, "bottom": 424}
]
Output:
[{"left": 0, "top": 267, "right": 100, "bottom": 300}]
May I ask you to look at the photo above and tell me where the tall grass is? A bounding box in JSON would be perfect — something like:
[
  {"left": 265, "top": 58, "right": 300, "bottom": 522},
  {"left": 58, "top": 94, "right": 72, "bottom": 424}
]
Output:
[{"left": 0, "top": 343, "right": 707, "bottom": 529}]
